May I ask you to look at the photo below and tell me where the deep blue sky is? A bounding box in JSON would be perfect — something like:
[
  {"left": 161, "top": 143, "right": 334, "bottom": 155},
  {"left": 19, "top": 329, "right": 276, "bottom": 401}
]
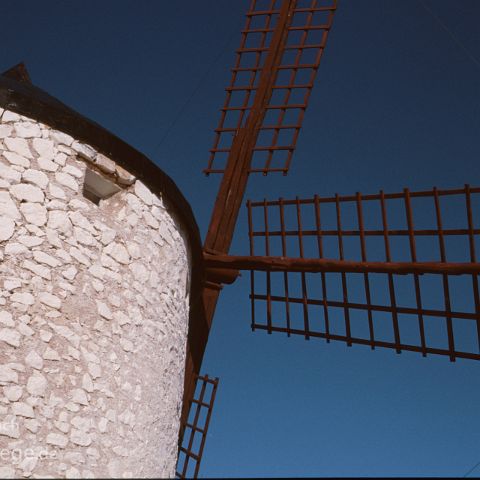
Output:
[{"left": 3, "top": 0, "right": 480, "bottom": 477}]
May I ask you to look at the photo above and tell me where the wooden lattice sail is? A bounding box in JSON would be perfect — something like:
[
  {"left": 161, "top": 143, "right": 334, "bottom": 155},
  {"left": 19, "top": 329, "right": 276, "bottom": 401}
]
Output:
[
  {"left": 205, "top": 0, "right": 336, "bottom": 175},
  {"left": 182, "top": 0, "right": 479, "bottom": 476}
]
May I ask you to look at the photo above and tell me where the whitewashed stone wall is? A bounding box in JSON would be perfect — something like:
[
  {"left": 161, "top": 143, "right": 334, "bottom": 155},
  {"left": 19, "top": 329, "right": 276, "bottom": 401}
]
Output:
[{"left": 0, "top": 108, "right": 191, "bottom": 478}]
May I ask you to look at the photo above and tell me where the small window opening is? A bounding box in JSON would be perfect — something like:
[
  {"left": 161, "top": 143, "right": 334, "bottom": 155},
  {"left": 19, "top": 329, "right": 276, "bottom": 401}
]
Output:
[{"left": 82, "top": 168, "right": 121, "bottom": 205}]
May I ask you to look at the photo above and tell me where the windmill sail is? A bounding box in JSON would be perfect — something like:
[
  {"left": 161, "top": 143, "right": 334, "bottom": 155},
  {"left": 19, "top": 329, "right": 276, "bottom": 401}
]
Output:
[
  {"left": 205, "top": 185, "right": 480, "bottom": 361},
  {"left": 176, "top": 375, "right": 219, "bottom": 479},
  {"left": 183, "top": 0, "right": 478, "bottom": 475},
  {"left": 205, "top": 0, "right": 336, "bottom": 175},
  {"left": 181, "top": 2, "right": 338, "bottom": 471}
]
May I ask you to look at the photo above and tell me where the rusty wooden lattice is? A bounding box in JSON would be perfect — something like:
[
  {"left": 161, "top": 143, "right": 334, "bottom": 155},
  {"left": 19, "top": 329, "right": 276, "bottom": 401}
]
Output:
[
  {"left": 244, "top": 185, "right": 480, "bottom": 361},
  {"left": 183, "top": 0, "right": 337, "bottom": 463},
  {"left": 176, "top": 375, "right": 219, "bottom": 479},
  {"left": 205, "top": 0, "right": 336, "bottom": 175}
]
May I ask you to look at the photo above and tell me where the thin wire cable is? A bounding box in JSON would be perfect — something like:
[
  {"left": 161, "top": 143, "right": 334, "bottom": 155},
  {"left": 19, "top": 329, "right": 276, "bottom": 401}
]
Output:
[
  {"left": 419, "top": 0, "right": 480, "bottom": 69},
  {"left": 463, "top": 459, "right": 480, "bottom": 478},
  {"left": 153, "top": 29, "right": 238, "bottom": 154}
]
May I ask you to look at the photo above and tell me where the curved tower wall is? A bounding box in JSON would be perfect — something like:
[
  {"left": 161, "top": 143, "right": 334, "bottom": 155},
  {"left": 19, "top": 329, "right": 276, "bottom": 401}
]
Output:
[{"left": 0, "top": 108, "right": 191, "bottom": 478}]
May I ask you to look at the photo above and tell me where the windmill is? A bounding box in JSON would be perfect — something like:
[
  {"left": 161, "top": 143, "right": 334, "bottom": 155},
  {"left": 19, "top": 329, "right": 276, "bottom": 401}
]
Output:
[{"left": 177, "top": 0, "right": 480, "bottom": 477}]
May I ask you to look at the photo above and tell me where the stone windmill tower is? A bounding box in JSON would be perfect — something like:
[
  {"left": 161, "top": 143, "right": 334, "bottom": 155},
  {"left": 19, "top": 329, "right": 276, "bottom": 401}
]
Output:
[{"left": 0, "top": 63, "right": 205, "bottom": 477}]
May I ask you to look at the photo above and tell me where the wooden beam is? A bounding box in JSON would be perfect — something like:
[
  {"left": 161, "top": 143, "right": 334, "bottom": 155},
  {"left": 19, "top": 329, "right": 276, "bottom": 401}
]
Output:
[{"left": 204, "top": 253, "right": 480, "bottom": 276}]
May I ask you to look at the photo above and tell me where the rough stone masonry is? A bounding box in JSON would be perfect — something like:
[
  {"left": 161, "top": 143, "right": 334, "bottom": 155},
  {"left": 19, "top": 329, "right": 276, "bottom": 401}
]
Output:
[{"left": 0, "top": 108, "right": 192, "bottom": 478}]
